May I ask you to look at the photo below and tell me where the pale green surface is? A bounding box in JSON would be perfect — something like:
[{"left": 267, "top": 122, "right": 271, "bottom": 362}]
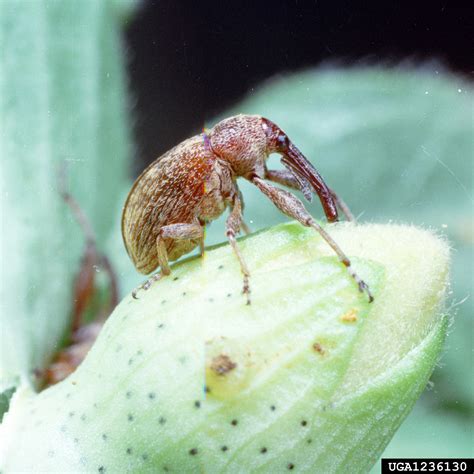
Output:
[
  {"left": 0, "top": 0, "right": 131, "bottom": 393},
  {"left": 0, "top": 222, "right": 449, "bottom": 472}
]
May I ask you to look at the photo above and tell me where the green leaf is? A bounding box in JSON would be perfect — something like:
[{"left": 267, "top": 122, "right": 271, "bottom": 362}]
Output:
[
  {"left": 0, "top": 0, "right": 132, "bottom": 394},
  {"left": 0, "top": 222, "right": 449, "bottom": 473}
]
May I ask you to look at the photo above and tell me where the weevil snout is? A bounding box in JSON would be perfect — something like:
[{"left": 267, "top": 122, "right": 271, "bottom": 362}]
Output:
[{"left": 261, "top": 118, "right": 339, "bottom": 222}]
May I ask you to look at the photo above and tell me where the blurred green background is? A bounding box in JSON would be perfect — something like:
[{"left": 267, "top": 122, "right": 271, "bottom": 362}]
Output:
[{"left": 1, "top": 0, "right": 472, "bottom": 469}]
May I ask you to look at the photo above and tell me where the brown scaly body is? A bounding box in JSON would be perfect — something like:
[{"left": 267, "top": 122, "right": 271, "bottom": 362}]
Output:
[
  {"left": 122, "top": 114, "right": 373, "bottom": 303},
  {"left": 123, "top": 136, "right": 215, "bottom": 273}
]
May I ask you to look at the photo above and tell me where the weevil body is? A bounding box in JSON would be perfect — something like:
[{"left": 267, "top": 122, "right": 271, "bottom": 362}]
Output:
[{"left": 122, "top": 114, "right": 373, "bottom": 303}]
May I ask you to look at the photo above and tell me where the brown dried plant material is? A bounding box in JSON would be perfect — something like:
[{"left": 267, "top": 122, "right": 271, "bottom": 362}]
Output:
[
  {"left": 210, "top": 354, "right": 237, "bottom": 376},
  {"left": 340, "top": 309, "right": 358, "bottom": 323}
]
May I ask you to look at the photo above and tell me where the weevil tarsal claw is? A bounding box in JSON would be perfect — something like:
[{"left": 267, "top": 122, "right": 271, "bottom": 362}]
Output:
[
  {"left": 244, "top": 292, "right": 251, "bottom": 305},
  {"left": 242, "top": 275, "right": 251, "bottom": 305},
  {"left": 358, "top": 279, "right": 374, "bottom": 303}
]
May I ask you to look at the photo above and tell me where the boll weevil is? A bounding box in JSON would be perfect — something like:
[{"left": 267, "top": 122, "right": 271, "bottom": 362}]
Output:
[{"left": 122, "top": 114, "right": 373, "bottom": 304}]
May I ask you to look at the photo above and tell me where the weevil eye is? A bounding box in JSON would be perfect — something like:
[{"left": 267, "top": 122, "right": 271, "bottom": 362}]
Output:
[{"left": 276, "top": 133, "right": 289, "bottom": 151}]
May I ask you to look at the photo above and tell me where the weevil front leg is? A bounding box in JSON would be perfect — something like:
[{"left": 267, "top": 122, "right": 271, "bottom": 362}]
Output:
[
  {"left": 237, "top": 189, "right": 252, "bottom": 235},
  {"left": 265, "top": 169, "right": 355, "bottom": 222},
  {"left": 226, "top": 194, "right": 252, "bottom": 305},
  {"left": 329, "top": 189, "right": 355, "bottom": 222},
  {"left": 252, "top": 177, "right": 373, "bottom": 302},
  {"left": 132, "top": 222, "right": 204, "bottom": 299}
]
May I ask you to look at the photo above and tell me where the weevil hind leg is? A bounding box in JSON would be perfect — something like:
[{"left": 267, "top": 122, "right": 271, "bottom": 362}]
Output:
[
  {"left": 132, "top": 222, "right": 204, "bottom": 299},
  {"left": 226, "top": 194, "right": 251, "bottom": 305},
  {"left": 251, "top": 177, "right": 373, "bottom": 303}
]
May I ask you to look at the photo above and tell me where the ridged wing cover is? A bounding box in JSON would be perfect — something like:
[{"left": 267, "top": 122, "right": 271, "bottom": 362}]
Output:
[{"left": 122, "top": 135, "right": 215, "bottom": 274}]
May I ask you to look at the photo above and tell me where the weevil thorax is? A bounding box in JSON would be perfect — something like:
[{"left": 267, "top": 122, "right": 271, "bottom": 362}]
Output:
[{"left": 208, "top": 115, "right": 268, "bottom": 178}]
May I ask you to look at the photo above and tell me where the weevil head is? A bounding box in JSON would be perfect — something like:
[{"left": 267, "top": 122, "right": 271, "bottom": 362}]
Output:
[
  {"left": 260, "top": 117, "right": 292, "bottom": 155},
  {"left": 261, "top": 117, "right": 339, "bottom": 222},
  {"left": 209, "top": 114, "right": 338, "bottom": 222},
  {"left": 208, "top": 115, "right": 269, "bottom": 178}
]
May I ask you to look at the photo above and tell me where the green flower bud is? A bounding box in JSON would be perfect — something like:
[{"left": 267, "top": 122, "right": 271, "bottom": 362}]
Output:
[{"left": 0, "top": 222, "right": 449, "bottom": 473}]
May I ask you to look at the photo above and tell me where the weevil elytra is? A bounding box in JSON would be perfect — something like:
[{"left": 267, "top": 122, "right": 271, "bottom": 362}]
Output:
[{"left": 122, "top": 114, "right": 373, "bottom": 304}]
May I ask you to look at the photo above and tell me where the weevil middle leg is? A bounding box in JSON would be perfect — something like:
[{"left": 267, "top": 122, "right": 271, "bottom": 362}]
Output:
[
  {"left": 132, "top": 222, "right": 204, "bottom": 299},
  {"left": 226, "top": 193, "right": 251, "bottom": 305},
  {"left": 252, "top": 176, "right": 373, "bottom": 302}
]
